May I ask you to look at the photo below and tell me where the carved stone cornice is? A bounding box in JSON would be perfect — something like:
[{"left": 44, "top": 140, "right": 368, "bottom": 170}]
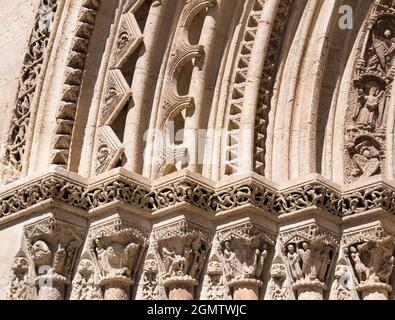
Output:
[{"left": 1, "top": 170, "right": 395, "bottom": 223}]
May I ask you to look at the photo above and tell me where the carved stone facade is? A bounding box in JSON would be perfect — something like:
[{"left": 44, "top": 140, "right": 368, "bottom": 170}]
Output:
[{"left": 2, "top": 0, "right": 395, "bottom": 300}]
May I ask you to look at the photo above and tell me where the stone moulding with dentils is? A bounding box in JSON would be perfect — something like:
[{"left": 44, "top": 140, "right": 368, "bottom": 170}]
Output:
[
  {"left": 2, "top": 168, "right": 395, "bottom": 222},
  {"left": 51, "top": 0, "right": 103, "bottom": 167}
]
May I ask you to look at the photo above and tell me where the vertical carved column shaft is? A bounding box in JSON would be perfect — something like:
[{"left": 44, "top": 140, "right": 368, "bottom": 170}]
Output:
[{"left": 238, "top": 0, "right": 281, "bottom": 174}]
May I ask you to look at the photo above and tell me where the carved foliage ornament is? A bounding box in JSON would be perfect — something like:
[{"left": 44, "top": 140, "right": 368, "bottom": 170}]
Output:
[
  {"left": 4, "top": 0, "right": 59, "bottom": 179},
  {"left": 2, "top": 174, "right": 395, "bottom": 221}
]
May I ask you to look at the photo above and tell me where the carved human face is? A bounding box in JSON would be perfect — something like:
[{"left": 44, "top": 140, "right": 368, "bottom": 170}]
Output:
[
  {"left": 106, "top": 243, "right": 125, "bottom": 267},
  {"left": 207, "top": 260, "right": 222, "bottom": 275},
  {"left": 385, "top": 29, "right": 392, "bottom": 38},
  {"left": 144, "top": 258, "right": 158, "bottom": 274},
  {"left": 362, "top": 147, "right": 371, "bottom": 159},
  {"left": 270, "top": 263, "right": 286, "bottom": 280},
  {"left": 77, "top": 259, "right": 94, "bottom": 278},
  {"left": 117, "top": 32, "right": 130, "bottom": 50},
  {"left": 32, "top": 240, "right": 51, "bottom": 265},
  {"left": 287, "top": 244, "right": 295, "bottom": 254},
  {"left": 302, "top": 242, "right": 309, "bottom": 250},
  {"left": 369, "top": 86, "right": 378, "bottom": 96},
  {"left": 334, "top": 264, "right": 348, "bottom": 279},
  {"left": 12, "top": 257, "right": 29, "bottom": 273}
]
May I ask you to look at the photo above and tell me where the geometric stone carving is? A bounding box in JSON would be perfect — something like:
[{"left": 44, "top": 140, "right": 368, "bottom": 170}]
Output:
[
  {"left": 95, "top": 127, "right": 125, "bottom": 175},
  {"left": 342, "top": 224, "right": 395, "bottom": 300},
  {"left": 280, "top": 224, "right": 339, "bottom": 300},
  {"left": 23, "top": 217, "right": 85, "bottom": 300},
  {"left": 51, "top": 0, "right": 103, "bottom": 166},
  {"left": 88, "top": 218, "right": 148, "bottom": 300},
  {"left": 153, "top": 0, "right": 216, "bottom": 177},
  {"left": 254, "top": 0, "right": 294, "bottom": 175},
  {"left": 111, "top": 12, "right": 143, "bottom": 69},
  {"left": 101, "top": 69, "right": 132, "bottom": 126}
]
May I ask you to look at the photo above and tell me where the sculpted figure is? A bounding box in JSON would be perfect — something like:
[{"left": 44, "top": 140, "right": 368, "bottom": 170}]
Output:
[
  {"left": 298, "top": 242, "right": 314, "bottom": 279},
  {"left": 367, "top": 29, "right": 395, "bottom": 74},
  {"left": 7, "top": 256, "right": 31, "bottom": 300},
  {"left": 350, "top": 143, "right": 381, "bottom": 178},
  {"left": 71, "top": 259, "right": 102, "bottom": 300},
  {"left": 32, "top": 240, "right": 52, "bottom": 267},
  {"left": 350, "top": 246, "right": 369, "bottom": 282},
  {"left": 251, "top": 247, "right": 268, "bottom": 279},
  {"left": 353, "top": 85, "right": 384, "bottom": 131},
  {"left": 95, "top": 239, "right": 140, "bottom": 278},
  {"left": 162, "top": 247, "right": 186, "bottom": 278},
  {"left": 330, "top": 259, "right": 355, "bottom": 300},
  {"left": 265, "top": 257, "right": 290, "bottom": 300},
  {"left": 287, "top": 244, "right": 302, "bottom": 281}
]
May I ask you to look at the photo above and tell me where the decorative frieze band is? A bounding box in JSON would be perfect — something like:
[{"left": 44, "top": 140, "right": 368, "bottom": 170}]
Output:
[{"left": 1, "top": 170, "right": 395, "bottom": 221}]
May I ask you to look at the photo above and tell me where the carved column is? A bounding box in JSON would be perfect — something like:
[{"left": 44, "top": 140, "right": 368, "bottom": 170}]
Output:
[
  {"left": 280, "top": 224, "right": 339, "bottom": 300},
  {"left": 216, "top": 222, "right": 275, "bottom": 300},
  {"left": 88, "top": 218, "right": 148, "bottom": 300},
  {"left": 153, "top": 220, "right": 212, "bottom": 300},
  {"left": 342, "top": 225, "right": 395, "bottom": 300},
  {"left": 24, "top": 217, "right": 84, "bottom": 300}
]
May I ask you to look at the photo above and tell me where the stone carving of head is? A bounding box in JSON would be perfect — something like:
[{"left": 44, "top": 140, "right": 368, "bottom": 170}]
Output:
[
  {"left": 11, "top": 257, "right": 29, "bottom": 274},
  {"left": 77, "top": 259, "right": 95, "bottom": 278},
  {"left": 106, "top": 243, "right": 125, "bottom": 268},
  {"left": 32, "top": 240, "right": 51, "bottom": 265},
  {"left": 271, "top": 263, "right": 286, "bottom": 279}
]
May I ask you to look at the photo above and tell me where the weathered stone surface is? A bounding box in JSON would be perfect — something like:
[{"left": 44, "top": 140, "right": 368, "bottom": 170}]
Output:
[{"left": 1, "top": 0, "right": 395, "bottom": 300}]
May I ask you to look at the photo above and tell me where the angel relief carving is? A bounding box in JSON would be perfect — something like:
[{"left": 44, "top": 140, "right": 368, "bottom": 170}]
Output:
[
  {"left": 345, "top": 1, "right": 395, "bottom": 182},
  {"left": 353, "top": 83, "right": 385, "bottom": 131}
]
